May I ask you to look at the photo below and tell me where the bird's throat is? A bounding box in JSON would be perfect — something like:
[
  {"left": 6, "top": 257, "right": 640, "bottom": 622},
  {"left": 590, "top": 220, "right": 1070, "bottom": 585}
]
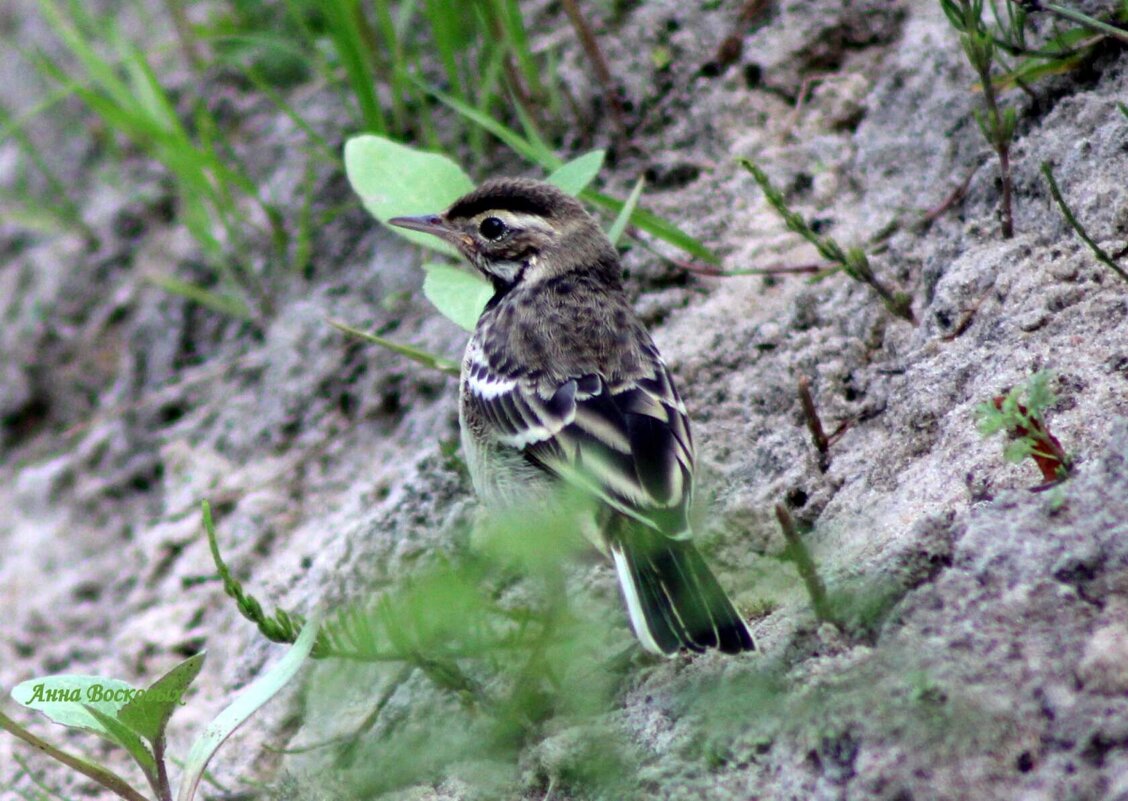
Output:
[{"left": 484, "top": 259, "right": 527, "bottom": 297}]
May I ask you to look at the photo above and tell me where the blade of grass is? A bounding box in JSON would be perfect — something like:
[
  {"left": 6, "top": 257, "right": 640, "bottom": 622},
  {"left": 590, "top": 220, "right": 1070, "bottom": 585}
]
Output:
[
  {"left": 38, "top": 0, "right": 134, "bottom": 111},
  {"left": 32, "top": 6, "right": 271, "bottom": 309},
  {"left": 511, "top": 86, "right": 556, "bottom": 163},
  {"left": 990, "top": 22, "right": 1097, "bottom": 90},
  {"left": 279, "top": 0, "right": 346, "bottom": 88},
  {"left": 408, "top": 51, "right": 441, "bottom": 150},
  {"left": 371, "top": 0, "right": 409, "bottom": 134},
  {"left": 0, "top": 80, "right": 78, "bottom": 143},
  {"left": 327, "top": 319, "right": 460, "bottom": 376},
  {"left": 321, "top": 0, "right": 387, "bottom": 133},
  {"left": 291, "top": 162, "right": 317, "bottom": 276},
  {"left": 422, "top": 0, "right": 470, "bottom": 103},
  {"left": 608, "top": 176, "right": 644, "bottom": 246},
  {"left": 491, "top": 0, "right": 544, "bottom": 99},
  {"left": 584, "top": 189, "right": 719, "bottom": 263},
  {"left": 1043, "top": 3, "right": 1128, "bottom": 44},
  {"left": 0, "top": 100, "right": 96, "bottom": 243},
  {"left": 418, "top": 81, "right": 719, "bottom": 262},
  {"left": 115, "top": 31, "right": 180, "bottom": 134},
  {"left": 148, "top": 276, "right": 255, "bottom": 320},
  {"left": 416, "top": 76, "right": 561, "bottom": 167},
  {"left": 467, "top": 40, "right": 509, "bottom": 159}
]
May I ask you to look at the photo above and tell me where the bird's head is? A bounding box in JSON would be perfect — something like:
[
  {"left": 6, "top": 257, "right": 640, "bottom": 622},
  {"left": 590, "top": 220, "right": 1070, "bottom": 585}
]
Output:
[{"left": 389, "top": 178, "right": 619, "bottom": 293}]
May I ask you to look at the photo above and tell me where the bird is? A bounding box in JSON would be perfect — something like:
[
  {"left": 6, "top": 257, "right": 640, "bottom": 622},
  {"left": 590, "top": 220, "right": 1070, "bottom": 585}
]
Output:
[{"left": 389, "top": 177, "right": 755, "bottom": 655}]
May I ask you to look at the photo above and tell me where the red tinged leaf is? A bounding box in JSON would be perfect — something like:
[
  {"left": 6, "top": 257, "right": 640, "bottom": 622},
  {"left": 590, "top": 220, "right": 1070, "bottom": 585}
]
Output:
[{"left": 991, "top": 396, "right": 1070, "bottom": 483}]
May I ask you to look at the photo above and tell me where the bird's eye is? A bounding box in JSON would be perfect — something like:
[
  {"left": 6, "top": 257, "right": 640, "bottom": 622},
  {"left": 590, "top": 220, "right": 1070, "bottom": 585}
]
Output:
[{"left": 478, "top": 216, "right": 507, "bottom": 240}]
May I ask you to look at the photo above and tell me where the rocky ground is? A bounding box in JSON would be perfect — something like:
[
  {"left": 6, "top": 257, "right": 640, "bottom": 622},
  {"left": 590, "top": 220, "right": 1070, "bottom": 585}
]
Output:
[{"left": 2, "top": 0, "right": 1127, "bottom": 799}]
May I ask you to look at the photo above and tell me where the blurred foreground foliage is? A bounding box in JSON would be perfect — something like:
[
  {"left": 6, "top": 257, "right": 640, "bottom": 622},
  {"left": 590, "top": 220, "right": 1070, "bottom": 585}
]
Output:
[{"left": 204, "top": 495, "right": 1016, "bottom": 799}]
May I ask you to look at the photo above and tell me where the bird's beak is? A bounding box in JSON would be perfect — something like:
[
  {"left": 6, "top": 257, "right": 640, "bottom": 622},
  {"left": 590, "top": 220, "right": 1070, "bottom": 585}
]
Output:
[{"left": 388, "top": 214, "right": 461, "bottom": 245}]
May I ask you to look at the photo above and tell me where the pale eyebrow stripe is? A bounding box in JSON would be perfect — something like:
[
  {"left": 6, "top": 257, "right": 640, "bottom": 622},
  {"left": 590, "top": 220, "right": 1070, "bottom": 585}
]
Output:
[{"left": 473, "top": 210, "right": 555, "bottom": 233}]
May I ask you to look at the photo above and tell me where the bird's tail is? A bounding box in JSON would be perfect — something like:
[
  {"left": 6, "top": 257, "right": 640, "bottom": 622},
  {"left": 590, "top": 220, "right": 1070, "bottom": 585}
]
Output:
[{"left": 610, "top": 531, "right": 755, "bottom": 655}]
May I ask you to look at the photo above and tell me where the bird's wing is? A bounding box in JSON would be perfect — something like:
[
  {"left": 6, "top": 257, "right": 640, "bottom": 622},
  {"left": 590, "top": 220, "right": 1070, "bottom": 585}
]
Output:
[{"left": 464, "top": 352, "right": 695, "bottom": 536}]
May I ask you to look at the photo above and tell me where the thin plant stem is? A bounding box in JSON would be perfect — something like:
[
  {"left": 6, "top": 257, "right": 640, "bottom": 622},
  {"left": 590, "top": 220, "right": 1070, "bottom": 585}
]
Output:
[
  {"left": 740, "top": 158, "right": 915, "bottom": 323},
  {"left": 560, "top": 0, "right": 627, "bottom": 134},
  {"left": 0, "top": 710, "right": 149, "bottom": 801},
  {"left": 1043, "top": 2, "right": 1128, "bottom": 44},
  {"left": 981, "top": 79, "right": 1014, "bottom": 239},
  {"left": 1041, "top": 161, "right": 1128, "bottom": 284},
  {"left": 798, "top": 377, "right": 830, "bottom": 472},
  {"left": 774, "top": 505, "right": 834, "bottom": 625}
]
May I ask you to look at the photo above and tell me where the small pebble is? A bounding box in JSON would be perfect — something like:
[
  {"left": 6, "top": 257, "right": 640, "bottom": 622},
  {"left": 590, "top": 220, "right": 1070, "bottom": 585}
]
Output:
[
  {"left": 1017, "top": 309, "right": 1049, "bottom": 332},
  {"left": 1077, "top": 623, "right": 1128, "bottom": 695}
]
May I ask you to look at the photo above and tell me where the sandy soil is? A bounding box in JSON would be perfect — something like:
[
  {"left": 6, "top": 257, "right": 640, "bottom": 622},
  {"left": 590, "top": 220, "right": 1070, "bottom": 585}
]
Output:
[{"left": 2, "top": 0, "right": 1127, "bottom": 798}]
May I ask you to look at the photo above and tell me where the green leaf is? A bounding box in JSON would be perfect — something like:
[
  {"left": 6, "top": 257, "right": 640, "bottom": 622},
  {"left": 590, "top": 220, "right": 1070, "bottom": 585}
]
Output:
[
  {"left": 11, "top": 675, "right": 136, "bottom": 742},
  {"left": 1001, "top": 106, "right": 1017, "bottom": 141},
  {"left": 416, "top": 79, "right": 561, "bottom": 169},
  {"left": 321, "top": 0, "right": 387, "bottom": 132},
  {"left": 0, "top": 708, "right": 151, "bottom": 801},
  {"left": 547, "top": 150, "right": 605, "bottom": 196},
  {"left": 422, "top": 262, "right": 493, "bottom": 332},
  {"left": 1024, "top": 371, "right": 1056, "bottom": 413},
  {"left": 410, "top": 81, "right": 718, "bottom": 262},
  {"left": 583, "top": 189, "right": 719, "bottom": 264},
  {"left": 343, "top": 134, "right": 474, "bottom": 256},
  {"left": 327, "top": 318, "right": 460, "bottom": 376},
  {"left": 147, "top": 275, "right": 253, "bottom": 320},
  {"left": 1003, "top": 439, "right": 1035, "bottom": 464},
  {"left": 83, "top": 705, "right": 156, "bottom": 777},
  {"left": 1043, "top": 2, "right": 1128, "bottom": 44},
  {"left": 608, "top": 176, "right": 645, "bottom": 246},
  {"left": 975, "top": 402, "right": 1006, "bottom": 435},
  {"left": 175, "top": 614, "right": 322, "bottom": 801},
  {"left": 118, "top": 652, "right": 206, "bottom": 744}
]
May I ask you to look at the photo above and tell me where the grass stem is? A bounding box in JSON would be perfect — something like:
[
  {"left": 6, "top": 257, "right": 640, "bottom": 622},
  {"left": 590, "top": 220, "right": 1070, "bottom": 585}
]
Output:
[
  {"left": 774, "top": 504, "right": 834, "bottom": 625},
  {"left": 1041, "top": 161, "right": 1128, "bottom": 284}
]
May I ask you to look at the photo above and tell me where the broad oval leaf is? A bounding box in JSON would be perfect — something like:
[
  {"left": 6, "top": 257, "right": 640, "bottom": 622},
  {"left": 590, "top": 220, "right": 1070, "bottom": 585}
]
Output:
[
  {"left": 343, "top": 134, "right": 473, "bottom": 257},
  {"left": 11, "top": 675, "right": 136, "bottom": 741},
  {"left": 422, "top": 263, "right": 493, "bottom": 332},
  {"left": 546, "top": 150, "right": 605, "bottom": 196}
]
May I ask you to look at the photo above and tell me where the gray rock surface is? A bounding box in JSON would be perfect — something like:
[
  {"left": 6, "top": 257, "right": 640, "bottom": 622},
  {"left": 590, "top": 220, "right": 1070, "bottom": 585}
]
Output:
[{"left": 2, "top": 0, "right": 1127, "bottom": 798}]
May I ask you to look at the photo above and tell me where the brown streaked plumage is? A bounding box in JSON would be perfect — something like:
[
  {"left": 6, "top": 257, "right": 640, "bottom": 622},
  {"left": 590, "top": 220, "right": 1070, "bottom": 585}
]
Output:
[{"left": 390, "top": 177, "right": 755, "bottom": 655}]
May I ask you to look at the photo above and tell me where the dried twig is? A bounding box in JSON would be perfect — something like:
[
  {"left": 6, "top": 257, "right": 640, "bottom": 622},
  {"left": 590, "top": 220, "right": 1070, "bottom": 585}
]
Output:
[
  {"left": 708, "top": 0, "right": 771, "bottom": 72},
  {"left": 798, "top": 377, "right": 830, "bottom": 471},
  {"left": 919, "top": 159, "right": 985, "bottom": 229},
  {"left": 939, "top": 284, "right": 994, "bottom": 341},
  {"left": 681, "top": 260, "right": 825, "bottom": 277},
  {"left": 560, "top": 0, "right": 627, "bottom": 135}
]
